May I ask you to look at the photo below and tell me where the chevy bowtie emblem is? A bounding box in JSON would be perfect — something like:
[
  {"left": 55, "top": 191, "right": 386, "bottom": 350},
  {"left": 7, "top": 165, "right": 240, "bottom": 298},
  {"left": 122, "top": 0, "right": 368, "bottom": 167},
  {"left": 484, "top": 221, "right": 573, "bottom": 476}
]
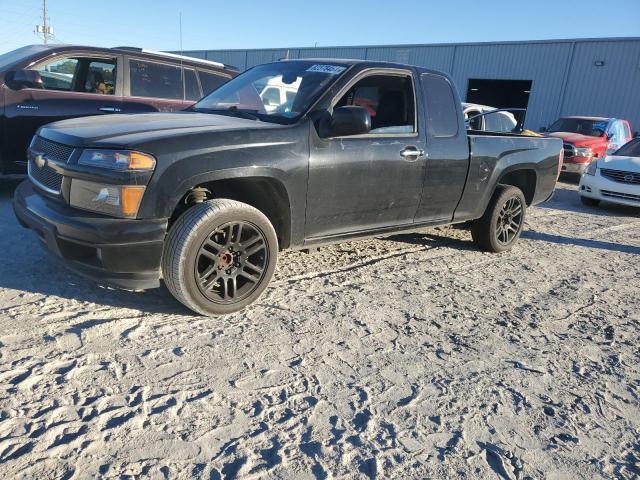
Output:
[{"left": 34, "top": 154, "right": 46, "bottom": 169}]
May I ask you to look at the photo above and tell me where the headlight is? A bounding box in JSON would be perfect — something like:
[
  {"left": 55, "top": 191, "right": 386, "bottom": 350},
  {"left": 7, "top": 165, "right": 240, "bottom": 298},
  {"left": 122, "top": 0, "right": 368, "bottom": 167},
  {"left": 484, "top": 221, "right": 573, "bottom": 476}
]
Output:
[
  {"left": 584, "top": 160, "right": 598, "bottom": 176},
  {"left": 78, "top": 149, "right": 156, "bottom": 171},
  {"left": 70, "top": 179, "right": 146, "bottom": 218},
  {"left": 575, "top": 147, "right": 593, "bottom": 158}
]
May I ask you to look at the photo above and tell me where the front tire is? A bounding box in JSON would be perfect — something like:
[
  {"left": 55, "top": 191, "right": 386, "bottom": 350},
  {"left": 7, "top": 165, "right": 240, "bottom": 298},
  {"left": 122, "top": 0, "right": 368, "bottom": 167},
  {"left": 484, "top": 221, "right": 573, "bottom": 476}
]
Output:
[
  {"left": 471, "top": 185, "right": 527, "bottom": 253},
  {"left": 580, "top": 196, "right": 600, "bottom": 207},
  {"left": 162, "top": 199, "right": 278, "bottom": 316}
]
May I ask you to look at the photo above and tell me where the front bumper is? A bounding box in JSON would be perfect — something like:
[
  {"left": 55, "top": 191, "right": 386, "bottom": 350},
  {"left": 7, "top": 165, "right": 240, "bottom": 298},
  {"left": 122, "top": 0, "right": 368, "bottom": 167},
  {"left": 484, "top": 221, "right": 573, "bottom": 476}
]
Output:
[
  {"left": 561, "top": 159, "right": 590, "bottom": 174},
  {"left": 579, "top": 172, "right": 640, "bottom": 208},
  {"left": 13, "top": 180, "right": 167, "bottom": 290}
]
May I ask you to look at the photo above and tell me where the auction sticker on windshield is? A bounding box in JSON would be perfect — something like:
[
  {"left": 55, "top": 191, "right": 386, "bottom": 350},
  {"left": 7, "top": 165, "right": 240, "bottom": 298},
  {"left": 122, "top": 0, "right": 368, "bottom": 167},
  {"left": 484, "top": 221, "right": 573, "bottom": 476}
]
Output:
[{"left": 306, "top": 64, "right": 347, "bottom": 75}]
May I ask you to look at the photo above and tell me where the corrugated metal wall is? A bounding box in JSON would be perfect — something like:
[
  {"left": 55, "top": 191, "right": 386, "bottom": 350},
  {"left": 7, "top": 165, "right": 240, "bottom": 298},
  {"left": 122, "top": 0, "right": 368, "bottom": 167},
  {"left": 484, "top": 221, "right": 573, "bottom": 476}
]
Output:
[{"left": 181, "top": 38, "right": 640, "bottom": 131}]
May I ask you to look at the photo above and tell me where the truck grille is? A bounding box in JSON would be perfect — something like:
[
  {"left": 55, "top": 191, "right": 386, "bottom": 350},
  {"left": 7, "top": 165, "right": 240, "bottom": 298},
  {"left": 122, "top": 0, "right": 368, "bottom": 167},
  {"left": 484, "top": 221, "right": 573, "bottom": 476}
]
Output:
[
  {"left": 563, "top": 143, "right": 576, "bottom": 158},
  {"left": 28, "top": 160, "right": 64, "bottom": 194},
  {"left": 27, "top": 136, "right": 75, "bottom": 195},
  {"left": 30, "top": 136, "right": 75, "bottom": 164},
  {"left": 600, "top": 168, "right": 640, "bottom": 185},
  {"left": 601, "top": 190, "right": 640, "bottom": 202}
]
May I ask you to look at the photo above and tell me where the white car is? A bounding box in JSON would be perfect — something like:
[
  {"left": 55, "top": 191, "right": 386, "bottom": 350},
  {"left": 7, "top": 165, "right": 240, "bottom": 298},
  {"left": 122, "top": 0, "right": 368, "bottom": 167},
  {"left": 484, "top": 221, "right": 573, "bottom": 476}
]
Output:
[
  {"left": 462, "top": 102, "right": 518, "bottom": 133},
  {"left": 260, "top": 76, "right": 301, "bottom": 113},
  {"left": 579, "top": 137, "right": 640, "bottom": 207}
]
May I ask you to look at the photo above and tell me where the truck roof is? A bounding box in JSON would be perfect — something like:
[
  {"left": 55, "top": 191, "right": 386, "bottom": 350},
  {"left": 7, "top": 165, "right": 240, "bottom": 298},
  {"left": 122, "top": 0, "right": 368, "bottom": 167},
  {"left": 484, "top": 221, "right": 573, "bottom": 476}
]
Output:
[{"left": 280, "top": 58, "right": 448, "bottom": 76}]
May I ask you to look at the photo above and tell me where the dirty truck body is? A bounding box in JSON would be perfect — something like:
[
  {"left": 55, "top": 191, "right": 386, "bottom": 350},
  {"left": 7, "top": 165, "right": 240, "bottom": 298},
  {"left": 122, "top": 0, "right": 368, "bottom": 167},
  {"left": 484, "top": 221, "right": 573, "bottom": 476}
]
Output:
[{"left": 13, "top": 59, "right": 562, "bottom": 315}]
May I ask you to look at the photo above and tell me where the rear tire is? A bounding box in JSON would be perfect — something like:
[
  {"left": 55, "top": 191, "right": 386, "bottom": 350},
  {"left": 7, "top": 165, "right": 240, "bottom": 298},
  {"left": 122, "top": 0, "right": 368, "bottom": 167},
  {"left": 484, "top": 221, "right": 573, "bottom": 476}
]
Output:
[
  {"left": 580, "top": 196, "right": 600, "bottom": 207},
  {"left": 162, "top": 199, "right": 278, "bottom": 316},
  {"left": 471, "top": 185, "right": 527, "bottom": 253}
]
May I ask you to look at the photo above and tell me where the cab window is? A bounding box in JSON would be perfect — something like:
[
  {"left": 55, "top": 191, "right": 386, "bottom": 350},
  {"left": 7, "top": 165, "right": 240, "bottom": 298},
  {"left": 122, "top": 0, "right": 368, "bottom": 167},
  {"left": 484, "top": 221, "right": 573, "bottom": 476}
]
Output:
[
  {"left": 199, "top": 71, "right": 228, "bottom": 95},
  {"left": 184, "top": 68, "right": 201, "bottom": 101},
  {"left": 130, "top": 60, "right": 183, "bottom": 99},
  {"left": 36, "top": 57, "right": 79, "bottom": 91},
  {"left": 335, "top": 73, "right": 416, "bottom": 134},
  {"left": 422, "top": 74, "right": 458, "bottom": 137},
  {"left": 84, "top": 60, "right": 116, "bottom": 95},
  {"left": 35, "top": 56, "right": 117, "bottom": 94}
]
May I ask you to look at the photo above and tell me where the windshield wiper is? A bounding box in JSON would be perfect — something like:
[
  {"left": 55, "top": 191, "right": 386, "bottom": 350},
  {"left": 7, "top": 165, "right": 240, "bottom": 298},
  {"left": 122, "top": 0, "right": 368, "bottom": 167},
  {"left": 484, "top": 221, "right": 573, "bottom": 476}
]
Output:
[{"left": 192, "top": 106, "right": 260, "bottom": 121}]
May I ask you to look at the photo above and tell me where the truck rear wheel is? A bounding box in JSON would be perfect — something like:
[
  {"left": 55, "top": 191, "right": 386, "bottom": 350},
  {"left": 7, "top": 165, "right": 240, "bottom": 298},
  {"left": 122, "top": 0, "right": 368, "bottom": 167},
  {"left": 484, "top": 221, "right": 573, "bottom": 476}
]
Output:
[
  {"left": 471, "top": 185, "right": 527, "bottom": 253},
  {"left": 162, "top": 199, "right": 278, "bottom": 316}
]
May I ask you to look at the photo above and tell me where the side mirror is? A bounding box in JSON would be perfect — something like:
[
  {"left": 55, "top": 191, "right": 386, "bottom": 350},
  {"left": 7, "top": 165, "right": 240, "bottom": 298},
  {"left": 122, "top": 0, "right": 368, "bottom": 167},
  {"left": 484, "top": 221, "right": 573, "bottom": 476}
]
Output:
[
  {"left": 322, "top": 106, "right": 371, "bottom": 138},
  {"left": 6, "top": 69, "right": 44, "bottom": 90},
  {"left": 606, "top": 132, "right": 614, "bottom": 140},
  {"left": 539, "top": 126, "right": 547, "bottom": 132}
]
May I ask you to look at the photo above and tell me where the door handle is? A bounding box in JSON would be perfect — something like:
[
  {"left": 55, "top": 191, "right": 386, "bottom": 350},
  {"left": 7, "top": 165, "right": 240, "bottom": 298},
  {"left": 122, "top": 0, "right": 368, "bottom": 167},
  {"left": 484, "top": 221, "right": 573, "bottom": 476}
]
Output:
[
  {"left": 98, "top": 106, "right": 121, "bottom": 113},
  {"left": 400, "top": 147, "right": 426, "bottom": 160}
]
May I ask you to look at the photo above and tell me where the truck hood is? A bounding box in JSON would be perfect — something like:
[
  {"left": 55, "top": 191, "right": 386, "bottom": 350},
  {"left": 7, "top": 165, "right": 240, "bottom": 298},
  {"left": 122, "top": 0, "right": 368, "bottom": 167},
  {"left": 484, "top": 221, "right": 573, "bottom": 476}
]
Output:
[
  {"left": 597, "top": 155, "right": 640, "bottom": 172},
  {"left": 38, "top": 112, "right": 278, "bottom": 147},
  {"left": 546, "top": 132, "right": 606, "bottom": 148}
]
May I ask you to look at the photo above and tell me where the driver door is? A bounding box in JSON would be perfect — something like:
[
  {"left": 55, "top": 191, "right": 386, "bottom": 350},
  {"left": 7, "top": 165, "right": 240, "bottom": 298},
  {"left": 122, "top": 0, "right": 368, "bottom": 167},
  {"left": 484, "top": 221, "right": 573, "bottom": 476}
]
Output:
[{"left": 305, "top": 69, "right": 427, "bottom": 239}]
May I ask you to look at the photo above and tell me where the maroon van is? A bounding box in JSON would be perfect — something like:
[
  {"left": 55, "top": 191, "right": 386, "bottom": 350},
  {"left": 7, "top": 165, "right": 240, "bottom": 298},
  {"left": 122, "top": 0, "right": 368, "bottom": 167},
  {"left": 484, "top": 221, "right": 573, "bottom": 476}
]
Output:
[{"left": 0, "top": 44, "right": 238, "bottom": 176}]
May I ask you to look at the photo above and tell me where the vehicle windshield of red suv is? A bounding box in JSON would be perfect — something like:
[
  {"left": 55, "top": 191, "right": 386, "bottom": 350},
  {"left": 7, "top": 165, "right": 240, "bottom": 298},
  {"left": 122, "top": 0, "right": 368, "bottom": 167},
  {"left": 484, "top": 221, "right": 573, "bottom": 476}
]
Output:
[
  {"left": 548, "top": 118, "right": 609, "bottom": 137},
  {"left": 193, "top": 61, "right": 348, "bottom": 124}
]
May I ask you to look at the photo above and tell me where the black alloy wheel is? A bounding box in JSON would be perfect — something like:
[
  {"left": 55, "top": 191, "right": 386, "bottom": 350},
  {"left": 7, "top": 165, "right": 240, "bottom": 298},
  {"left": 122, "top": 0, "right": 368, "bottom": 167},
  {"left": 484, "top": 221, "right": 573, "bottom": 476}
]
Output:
[
  {"left": 495, "top": 196, "right": 524, "bottom": 245},
  {"left": 195, "top": 221, "right": 269, "bottom": 304}
]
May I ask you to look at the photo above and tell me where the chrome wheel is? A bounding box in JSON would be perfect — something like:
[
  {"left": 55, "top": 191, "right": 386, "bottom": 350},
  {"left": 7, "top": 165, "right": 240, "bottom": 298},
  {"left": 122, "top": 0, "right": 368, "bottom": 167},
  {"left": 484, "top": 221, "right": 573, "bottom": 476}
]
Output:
[{"left": 195, "top": 221, "right": 268, "bottom": 304}]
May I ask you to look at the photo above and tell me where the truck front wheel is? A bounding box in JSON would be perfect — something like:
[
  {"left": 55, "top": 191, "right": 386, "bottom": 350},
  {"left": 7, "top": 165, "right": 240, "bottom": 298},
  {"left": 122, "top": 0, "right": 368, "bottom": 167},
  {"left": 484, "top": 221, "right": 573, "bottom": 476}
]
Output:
[
  {"left": 162, "top": 199, "right": 278, "bottom": 316},
  {"left": 471, "top": 185, "right": 527, "bottom": 253}
]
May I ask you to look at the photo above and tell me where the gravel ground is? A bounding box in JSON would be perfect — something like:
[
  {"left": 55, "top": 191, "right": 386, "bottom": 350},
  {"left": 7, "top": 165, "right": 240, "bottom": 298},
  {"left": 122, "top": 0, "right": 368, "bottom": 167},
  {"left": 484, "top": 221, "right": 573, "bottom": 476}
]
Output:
[{"left": 0, "top": 179, "right": 638, "bottom": 480}]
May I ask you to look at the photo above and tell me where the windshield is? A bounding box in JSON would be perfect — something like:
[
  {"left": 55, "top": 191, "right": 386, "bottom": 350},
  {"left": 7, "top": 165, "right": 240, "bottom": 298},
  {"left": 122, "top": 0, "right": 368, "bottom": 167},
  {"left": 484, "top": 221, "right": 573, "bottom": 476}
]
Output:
[
  {"left": 548, "top": 118, "right": 609, "bottom": 137},
  {"left": 613, "top": 137, "right": 640, "bottom": 157},
  {"left": 194, "top": 61, "right": 349, "bottom": 124},
  {"left": 0, "top": 45, "right": 52, "bottom": 71}
]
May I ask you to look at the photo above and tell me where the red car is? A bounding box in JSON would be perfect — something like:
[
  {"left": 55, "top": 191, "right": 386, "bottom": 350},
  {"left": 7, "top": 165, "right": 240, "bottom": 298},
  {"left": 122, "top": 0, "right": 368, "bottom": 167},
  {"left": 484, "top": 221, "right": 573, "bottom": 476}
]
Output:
[
  {"left": 542, "top": 116, "right": 634, "bottom": 174},
  {"left": 0, "top": 44, "right": 238, "bottom": 176}
]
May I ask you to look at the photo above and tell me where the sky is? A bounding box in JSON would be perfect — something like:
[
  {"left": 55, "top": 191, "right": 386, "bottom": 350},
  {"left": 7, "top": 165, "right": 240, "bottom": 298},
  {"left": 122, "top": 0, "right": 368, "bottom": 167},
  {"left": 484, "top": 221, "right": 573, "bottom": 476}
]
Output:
[{"left": 1, "top": 0, "right": 639, "bottom": 55}]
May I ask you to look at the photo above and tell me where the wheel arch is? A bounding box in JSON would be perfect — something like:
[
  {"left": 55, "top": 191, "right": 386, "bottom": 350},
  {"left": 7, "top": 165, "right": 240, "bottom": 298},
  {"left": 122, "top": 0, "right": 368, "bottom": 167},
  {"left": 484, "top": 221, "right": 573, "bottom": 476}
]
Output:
[
  {"left": 497, "top": 168, "right": 537, "bottom": 205},
  {"left": 166, "top": 169, "right": 293, "bottom": 249}
]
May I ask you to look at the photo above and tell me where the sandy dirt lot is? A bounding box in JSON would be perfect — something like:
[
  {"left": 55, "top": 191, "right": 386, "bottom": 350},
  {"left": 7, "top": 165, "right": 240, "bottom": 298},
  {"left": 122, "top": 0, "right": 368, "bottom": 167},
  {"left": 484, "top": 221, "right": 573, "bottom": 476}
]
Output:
[{"left": 0, "top": 179, "right": 638, "bottom": 479}]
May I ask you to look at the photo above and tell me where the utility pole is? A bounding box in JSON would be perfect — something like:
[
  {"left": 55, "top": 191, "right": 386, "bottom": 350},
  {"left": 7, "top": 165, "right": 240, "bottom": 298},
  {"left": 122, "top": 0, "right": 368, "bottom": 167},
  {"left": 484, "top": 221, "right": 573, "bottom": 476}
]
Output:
[{"left": 35, "top": 0, "right": 54, "bottom": 44}]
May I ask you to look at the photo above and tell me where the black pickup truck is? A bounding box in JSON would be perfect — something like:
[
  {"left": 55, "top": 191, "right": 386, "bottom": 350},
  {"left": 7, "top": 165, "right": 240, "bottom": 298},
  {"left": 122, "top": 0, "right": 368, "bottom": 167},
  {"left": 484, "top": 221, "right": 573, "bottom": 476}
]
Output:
[{"left": 13, "top": 59, "right": 562, "bottom": 315}]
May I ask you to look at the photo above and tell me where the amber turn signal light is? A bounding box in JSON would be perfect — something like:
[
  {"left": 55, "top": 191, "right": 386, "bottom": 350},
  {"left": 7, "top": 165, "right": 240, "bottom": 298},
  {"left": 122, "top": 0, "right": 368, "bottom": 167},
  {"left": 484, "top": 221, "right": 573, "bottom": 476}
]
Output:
[{"left": 121, "top": 186, "right": 146, "bottom": 217}]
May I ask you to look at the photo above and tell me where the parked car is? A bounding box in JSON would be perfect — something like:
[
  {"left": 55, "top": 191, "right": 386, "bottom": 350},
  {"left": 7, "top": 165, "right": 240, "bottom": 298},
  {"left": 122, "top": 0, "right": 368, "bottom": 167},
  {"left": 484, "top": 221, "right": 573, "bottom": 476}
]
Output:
[
  {"left": 579, "top": 137, "right": 640, "bottom": 208},
  {"left": 542, "top": 116, "right": 634, "bottom": 174},
  {"left": 0, "top": 44, "right": 238, "bottom": 176},
  {"left": 463, "top": 103, "right": 540, "bottom": 137},
  {"left": 13, "top": 59, "right": 562, "bottom": 315}
]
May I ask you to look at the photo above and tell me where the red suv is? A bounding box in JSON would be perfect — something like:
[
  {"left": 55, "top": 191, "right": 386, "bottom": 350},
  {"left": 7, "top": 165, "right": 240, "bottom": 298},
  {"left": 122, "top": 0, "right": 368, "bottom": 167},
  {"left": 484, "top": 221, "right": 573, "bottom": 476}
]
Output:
[
  {"left": 0, "top": 44, "right": 238, "bottom": 176},
  {"left": 542, "top": 116, "right": 634, "bottom": 174}
]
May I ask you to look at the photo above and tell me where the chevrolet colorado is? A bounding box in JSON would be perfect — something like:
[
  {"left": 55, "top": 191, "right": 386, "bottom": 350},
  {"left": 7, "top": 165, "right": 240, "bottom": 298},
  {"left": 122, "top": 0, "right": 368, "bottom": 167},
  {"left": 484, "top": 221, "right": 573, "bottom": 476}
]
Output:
[{"left": 14, "top": 59, "right": 562, "bottom": 315}]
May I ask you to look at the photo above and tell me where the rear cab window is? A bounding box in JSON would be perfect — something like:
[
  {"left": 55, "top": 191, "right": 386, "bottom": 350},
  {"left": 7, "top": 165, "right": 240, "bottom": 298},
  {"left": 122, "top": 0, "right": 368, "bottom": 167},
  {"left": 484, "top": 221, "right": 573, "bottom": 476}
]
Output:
[{"left": 421, "top": 74, "right": 459, "bottom": 137}]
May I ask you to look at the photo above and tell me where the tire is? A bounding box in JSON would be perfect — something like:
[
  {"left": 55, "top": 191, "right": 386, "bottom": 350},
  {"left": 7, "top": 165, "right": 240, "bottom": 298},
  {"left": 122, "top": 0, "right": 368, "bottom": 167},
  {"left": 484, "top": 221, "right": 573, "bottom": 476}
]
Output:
[
  {"left": 162, "top": 199, "right": 278, "bottom": 316},
  {"left": 580, "top": 196, "right": 600, "bottom": 207},
  {"left": 471, "top": 185, "right": 527, "bottom": 253}
]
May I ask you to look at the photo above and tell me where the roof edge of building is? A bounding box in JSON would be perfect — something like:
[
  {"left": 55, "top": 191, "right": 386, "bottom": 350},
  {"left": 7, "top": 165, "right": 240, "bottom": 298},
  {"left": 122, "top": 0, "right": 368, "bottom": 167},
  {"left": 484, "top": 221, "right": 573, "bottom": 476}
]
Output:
[{"left": 176, "top": 36, "right": 640, "bottom": 54}]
